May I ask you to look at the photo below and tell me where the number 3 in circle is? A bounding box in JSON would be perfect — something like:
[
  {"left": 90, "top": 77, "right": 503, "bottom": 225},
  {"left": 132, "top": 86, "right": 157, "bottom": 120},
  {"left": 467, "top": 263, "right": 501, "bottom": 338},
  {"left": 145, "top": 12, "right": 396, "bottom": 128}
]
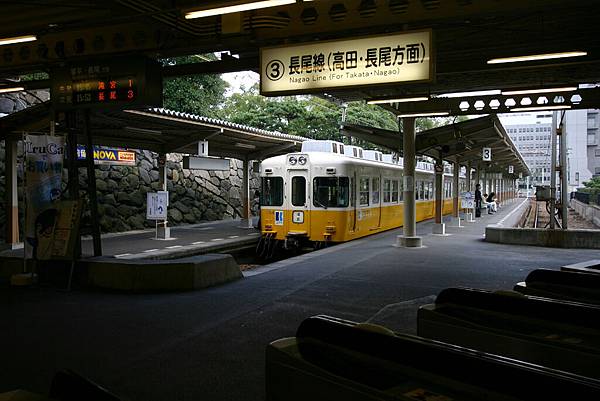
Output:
[{"left": 266, "top": 60, "right": 285, "bottom": 81}]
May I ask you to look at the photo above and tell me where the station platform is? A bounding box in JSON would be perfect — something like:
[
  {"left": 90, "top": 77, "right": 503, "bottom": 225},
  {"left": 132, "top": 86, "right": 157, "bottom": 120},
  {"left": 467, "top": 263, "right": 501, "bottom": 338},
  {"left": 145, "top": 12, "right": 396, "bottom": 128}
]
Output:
[
  {"left": 0, "top": 219, "right": 260, "bottom": 261},
  {"left": 2, "top": 199, "right": 599, "bottom": 401}
]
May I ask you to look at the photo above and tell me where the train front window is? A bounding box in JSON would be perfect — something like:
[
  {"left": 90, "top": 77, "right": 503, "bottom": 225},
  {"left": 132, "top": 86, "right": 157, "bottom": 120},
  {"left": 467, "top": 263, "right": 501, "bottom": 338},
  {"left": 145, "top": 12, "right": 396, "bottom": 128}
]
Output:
[
  {"left": 261, "top": 177, "right": 284, "bottom": 206},
  {"left": 291, "top": 176, "right": 306, "bottom": 206},
  {"left": 313, "top": 177, "right": 349, "bottom": 208}
]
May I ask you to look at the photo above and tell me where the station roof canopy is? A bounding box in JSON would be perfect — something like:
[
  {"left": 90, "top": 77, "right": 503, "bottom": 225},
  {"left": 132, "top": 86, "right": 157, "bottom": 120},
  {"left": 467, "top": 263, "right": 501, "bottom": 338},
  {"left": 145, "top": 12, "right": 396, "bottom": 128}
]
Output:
[
  {"left": 341, "top": 115, "right": 530, "bottom": 177},
  {"left": 0, "top": 103, "right": 305, "bottom": 160},
  {"left": 1, "top": 1, "right": 599, "bottom": 115}
]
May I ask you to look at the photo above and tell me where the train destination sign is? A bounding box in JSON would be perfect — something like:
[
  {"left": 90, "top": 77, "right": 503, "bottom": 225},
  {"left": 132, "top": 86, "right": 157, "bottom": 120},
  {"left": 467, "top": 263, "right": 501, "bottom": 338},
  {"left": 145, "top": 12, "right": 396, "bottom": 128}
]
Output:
[
  {"left": 260, "top": 30, "right": 432, "bottom": 96},
  {"left": 51, "top": 57, "right": 162, "bottom": 111}
]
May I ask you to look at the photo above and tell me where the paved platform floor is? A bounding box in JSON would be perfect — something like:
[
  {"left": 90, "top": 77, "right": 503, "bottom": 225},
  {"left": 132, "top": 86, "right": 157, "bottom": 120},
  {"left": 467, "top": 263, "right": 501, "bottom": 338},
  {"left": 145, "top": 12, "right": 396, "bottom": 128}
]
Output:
[
  {"left": 1, "top": 219, "right": 260, "bottom": 261},
  {"left": 2, "top": 199, "right": 599, "bottom": 401},
  {"left": 81, "top": 219, "right": 261, "bottom": 259}
]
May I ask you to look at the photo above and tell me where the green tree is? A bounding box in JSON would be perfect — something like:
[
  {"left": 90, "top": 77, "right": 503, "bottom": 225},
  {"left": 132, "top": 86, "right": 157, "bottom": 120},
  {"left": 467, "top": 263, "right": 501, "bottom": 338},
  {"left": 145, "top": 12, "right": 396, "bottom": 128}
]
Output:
[
  {"left": 161, "top": 55, "right": 228, "bottom": 116},
  {"left": 583, "top": 176, "right": 600, "bottom": 189}
]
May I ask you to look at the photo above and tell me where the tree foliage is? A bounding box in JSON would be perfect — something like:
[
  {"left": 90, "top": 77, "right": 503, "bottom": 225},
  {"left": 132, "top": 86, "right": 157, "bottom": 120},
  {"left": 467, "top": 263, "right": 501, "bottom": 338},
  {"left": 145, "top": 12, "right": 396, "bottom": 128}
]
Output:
[
  {"left": 582, "top": 176, "right": 600, "bottom": 189},
  {"left": 161, "top": 55, "right": 228, "bottom": 116},
  {"left": 219, "top": 84, "right": 401, "bottom": 146}
]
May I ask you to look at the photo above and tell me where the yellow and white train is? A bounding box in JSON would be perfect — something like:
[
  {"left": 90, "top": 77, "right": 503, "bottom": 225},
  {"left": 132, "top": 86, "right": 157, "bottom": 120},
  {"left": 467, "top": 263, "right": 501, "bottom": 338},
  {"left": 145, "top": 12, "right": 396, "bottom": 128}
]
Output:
[{"left": 258, "top": 140, "right": 463, "bottom": 252}]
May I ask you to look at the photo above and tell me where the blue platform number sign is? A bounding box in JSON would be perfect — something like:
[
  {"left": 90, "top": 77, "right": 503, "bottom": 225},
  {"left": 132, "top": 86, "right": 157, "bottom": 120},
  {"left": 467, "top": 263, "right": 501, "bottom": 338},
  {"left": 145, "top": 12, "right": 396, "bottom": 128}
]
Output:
[{"left": 275, "top": 211, "right": 284, "bottom": 226}]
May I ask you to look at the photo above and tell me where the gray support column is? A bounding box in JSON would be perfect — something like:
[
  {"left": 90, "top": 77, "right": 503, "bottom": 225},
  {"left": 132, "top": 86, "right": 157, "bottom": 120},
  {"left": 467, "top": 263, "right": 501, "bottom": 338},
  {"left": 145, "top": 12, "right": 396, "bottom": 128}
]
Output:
[
  {"left": 475, "top": 166, "right": 480, "bottom": 191},
  {"left": 433, "top": 155, "right": 445, "bottom": 235},
  {"left": 452, "top": 160, "right": 460, "bottom": 218},
  {"left": 482, "top": 170, "right": 487, "bottom": 195},
  {"left": 559, "top": 113, "right": 568, "bottom": 229},
  {"left": 492, "top": 176, "right": 497, "bottom": 196},
  {"left": 241, "top": 157, "right": 253, "bottom": 229},
  {"left": 396, "top": 117, "right": 422, "bottom": 247},
  {"left": 157, "top": 153, "right": 170, "bottom": 239},
  {"left": 465, "top": 162, "right": 474, "bottom": 222},
  {"left": 5, "top": 139, "right": 19, "bottom": 246},
  {"left": 466, "top": 162, "right": 471, "bottom": 193},
  {"left": 550, "top": 111, "right": 558, "bottom": 229},
  {"left": 451, "top": 159, "right": 462, "bottom": 227},
  {"left": 83, "top": 110, "right": 102, "bottom": 256}
]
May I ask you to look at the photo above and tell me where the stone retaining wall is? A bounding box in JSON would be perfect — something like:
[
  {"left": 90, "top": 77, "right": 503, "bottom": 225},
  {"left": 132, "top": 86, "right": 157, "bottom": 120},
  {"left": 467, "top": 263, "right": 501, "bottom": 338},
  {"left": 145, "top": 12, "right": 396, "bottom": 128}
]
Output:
[
  {"left": 0, "top": 142, "right": 260, "bottom": 240},
  {"left": 1, "top": 91, "right": 261, "bottom": 240}
]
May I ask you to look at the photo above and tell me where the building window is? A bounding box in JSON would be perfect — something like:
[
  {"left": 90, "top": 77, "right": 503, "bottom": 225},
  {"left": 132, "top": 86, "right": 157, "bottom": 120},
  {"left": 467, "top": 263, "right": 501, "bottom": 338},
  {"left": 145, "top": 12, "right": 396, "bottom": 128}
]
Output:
[{"left": 596, "top": 149, "right": 600, "bottom": 157}]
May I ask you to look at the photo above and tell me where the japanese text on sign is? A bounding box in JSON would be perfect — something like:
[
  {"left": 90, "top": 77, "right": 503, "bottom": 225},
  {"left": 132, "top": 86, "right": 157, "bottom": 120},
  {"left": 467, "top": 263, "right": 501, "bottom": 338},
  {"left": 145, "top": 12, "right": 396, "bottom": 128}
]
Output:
[{"left": 260, "top": 30, "right": 432, "bottom": 95}]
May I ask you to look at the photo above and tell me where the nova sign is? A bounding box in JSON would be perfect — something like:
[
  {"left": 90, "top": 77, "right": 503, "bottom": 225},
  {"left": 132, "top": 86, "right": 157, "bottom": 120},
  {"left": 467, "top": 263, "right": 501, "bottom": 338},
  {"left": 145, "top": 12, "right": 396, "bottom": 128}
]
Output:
[{"left": 260, "top": 30, "right": 432, "bottom": 96}]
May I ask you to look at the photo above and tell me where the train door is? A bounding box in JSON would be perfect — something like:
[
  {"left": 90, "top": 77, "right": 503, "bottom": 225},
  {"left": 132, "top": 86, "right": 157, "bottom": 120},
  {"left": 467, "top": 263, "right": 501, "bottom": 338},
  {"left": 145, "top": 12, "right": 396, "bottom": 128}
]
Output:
[
  {"left": 350, "top": 171, "right": 357, "bottom": 232},
  {"left": 371, "top": 175, "right": 382, "bottom": 230},
  {"left": 289, "top": 171, "right": 311, "bottom": 235}
]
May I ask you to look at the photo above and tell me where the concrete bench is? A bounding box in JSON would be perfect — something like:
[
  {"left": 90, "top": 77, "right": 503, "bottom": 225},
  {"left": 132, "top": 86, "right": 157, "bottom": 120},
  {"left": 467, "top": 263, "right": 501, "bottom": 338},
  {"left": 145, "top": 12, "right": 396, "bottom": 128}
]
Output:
[
  {"left": 86, "top": 254, "right": 242, "bottom": 292},
  {"left": 561, "top": 259, "right": 600, "bottom": 274}
]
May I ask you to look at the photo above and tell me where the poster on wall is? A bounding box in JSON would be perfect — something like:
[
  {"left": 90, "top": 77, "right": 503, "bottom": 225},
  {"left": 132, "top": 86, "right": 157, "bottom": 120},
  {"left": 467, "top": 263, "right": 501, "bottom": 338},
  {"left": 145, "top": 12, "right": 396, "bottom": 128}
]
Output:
[{"left": 24, "top": 135, "right": 65, "bottom": 259}]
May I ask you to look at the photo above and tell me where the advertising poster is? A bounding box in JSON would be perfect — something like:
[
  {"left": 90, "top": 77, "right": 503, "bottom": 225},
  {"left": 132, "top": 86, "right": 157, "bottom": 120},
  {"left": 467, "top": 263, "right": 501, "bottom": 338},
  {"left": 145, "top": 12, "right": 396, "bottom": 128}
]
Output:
[{"left": 24, "top": 135, "right": 65, "bottom": 260}]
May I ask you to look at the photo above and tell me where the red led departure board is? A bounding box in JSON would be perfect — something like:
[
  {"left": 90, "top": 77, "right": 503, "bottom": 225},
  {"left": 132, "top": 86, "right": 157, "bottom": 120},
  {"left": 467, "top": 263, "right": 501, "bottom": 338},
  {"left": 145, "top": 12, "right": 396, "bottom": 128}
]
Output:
[{"left": 51, "top": 57, "right": 162, "bottom": 111}]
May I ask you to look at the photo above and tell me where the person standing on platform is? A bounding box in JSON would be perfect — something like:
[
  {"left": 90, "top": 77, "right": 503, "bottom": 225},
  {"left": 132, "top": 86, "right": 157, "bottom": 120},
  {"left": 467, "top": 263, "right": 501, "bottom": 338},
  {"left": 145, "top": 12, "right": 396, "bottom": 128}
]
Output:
[{"left": 475, "top": 184, "right": 483, "bottom": 217}]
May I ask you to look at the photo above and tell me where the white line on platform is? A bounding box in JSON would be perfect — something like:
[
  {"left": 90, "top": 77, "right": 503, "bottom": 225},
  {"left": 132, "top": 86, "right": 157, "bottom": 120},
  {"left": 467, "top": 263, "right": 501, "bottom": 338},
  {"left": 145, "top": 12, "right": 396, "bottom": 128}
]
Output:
[
  {"left": 143, "top": 249, "right": 160, "bottom": 253},
  {"left": 192, "top": 241, "right": 205, "bottom": 245},
  {"left": 247, "top": 233, "right": 259, "bottom": 236},
  {"left": 166, "top": 245, "right": 182, "bottom": 249},
  {"left": 228, "top": 235, "right": 239, "bottom": 239},
  {"left": 211, "top": 238, "right": 224, "bottom": 241},
  {"left": 114, "top": 253, "right": 131, "bottom": 258},
  {"left": 496, "top": 198, "right": 529, "bottom": 227}
]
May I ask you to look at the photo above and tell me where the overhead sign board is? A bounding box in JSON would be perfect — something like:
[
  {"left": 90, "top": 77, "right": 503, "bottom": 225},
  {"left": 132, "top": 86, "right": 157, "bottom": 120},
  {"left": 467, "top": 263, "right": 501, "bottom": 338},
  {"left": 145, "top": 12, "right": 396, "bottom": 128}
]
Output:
[
  {"left": 183, "top": 156, "right": 230, "bottom": 171},
  {"left": 147, "top": 191, "right": 169, "bottom": 220},
  {"left": 482, "top": 147, "right": 492, "bottom": 162},
  {"left": 508, "top": 165, "right": 514, "bottom": 174},
  {"left": 260, "top": 30, "right": 433, "bottom": 96},
  {"left": 51, "top": 56, "right": 162, "bottom": 111},
  {"left": 77, "top": 145, "right": 136, "bottom": 165}
]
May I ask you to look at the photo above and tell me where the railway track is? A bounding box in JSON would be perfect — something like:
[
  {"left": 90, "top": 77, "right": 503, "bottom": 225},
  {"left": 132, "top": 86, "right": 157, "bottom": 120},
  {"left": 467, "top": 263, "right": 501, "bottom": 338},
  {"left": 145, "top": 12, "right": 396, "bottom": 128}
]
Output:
[{"left": 521, "top": 200, "right": 553, "bottom": 229}]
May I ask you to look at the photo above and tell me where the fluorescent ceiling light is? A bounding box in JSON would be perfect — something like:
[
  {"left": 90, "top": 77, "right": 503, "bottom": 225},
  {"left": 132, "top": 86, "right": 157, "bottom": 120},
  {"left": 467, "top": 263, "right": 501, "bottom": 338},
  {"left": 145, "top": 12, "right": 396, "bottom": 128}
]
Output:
[
  {"left": 397, "top": 112, "right": 450, "bottom": 118},
  {"left": 367, "top": 96, "right": 429, "bottom": 105},
  {"left": 124, "top": 126, "right": 162, "bottom": 135},
  {"left": 185, "top": 0, "right": 296, "bottom": 19},
  {"left": 510, "top": 105, "right": 571, "bottom": 112},
  {"left": 235, "top": 142, "right": 256, "bottom": 149},
  {"left": 0, "top": 35, "right": 37, "bottom": 46},
  {"left": 487, "top": 51, "right": 587, "bottom": 64},
  {"left": 502, "top": 86, "right": 577, "bottom": 95},
  {"left": 436, "top": 89, "right": 501, "bottom": 98},
  {"left": 0, "top": 86, "right": 24, "bottom": 93}
]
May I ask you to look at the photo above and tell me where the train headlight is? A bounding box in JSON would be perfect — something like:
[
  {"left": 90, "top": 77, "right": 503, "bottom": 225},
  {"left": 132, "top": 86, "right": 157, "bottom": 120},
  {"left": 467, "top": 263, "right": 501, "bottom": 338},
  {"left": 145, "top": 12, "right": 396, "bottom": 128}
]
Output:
[
  {"left": 288, "top": 156, "right": 297, "bottom": 165},
  {"left": 298, "top": 156, "right": 307, "bottom": 165}
]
